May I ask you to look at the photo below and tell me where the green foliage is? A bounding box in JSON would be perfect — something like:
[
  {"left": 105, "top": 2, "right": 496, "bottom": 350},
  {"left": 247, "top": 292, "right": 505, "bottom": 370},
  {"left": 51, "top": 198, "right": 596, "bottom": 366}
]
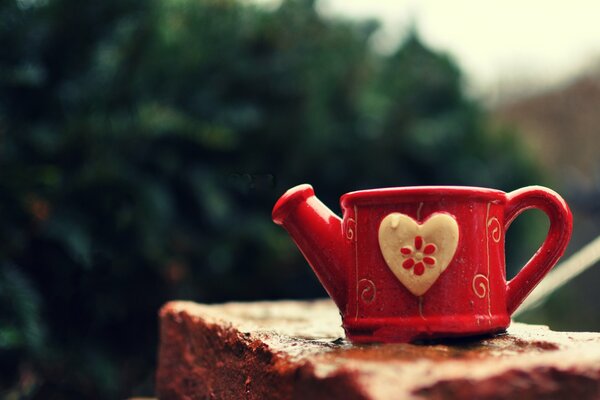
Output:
[{"left": 0, "top": 0, "right": 543, "bottom": 398}]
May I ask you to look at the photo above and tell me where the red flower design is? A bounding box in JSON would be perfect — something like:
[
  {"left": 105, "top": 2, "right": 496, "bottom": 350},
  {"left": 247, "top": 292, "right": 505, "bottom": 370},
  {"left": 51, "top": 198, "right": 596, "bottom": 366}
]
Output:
[{"left": 400, "top": 236, "right": 437, "bottom": 276}]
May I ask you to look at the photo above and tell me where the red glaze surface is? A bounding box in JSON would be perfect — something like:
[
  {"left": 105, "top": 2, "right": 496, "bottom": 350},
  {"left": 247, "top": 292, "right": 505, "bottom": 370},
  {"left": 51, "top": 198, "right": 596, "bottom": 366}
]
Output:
[{"left": 272, "top": 185, "right": 572, "bottom": 343}]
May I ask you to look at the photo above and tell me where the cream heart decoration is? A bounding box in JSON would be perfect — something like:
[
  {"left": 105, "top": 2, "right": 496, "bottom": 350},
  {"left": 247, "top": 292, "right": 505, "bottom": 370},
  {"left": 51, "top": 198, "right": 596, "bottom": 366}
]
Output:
[{"left": 378, "top": 212, "right": 459, "bottom": 296}]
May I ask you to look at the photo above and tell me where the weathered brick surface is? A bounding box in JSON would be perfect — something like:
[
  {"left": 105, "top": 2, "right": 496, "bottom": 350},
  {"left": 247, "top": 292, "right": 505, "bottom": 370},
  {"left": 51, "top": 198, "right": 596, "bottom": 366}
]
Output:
[{"left": 156, "top": 300, "right": 600, "bottom": 400}]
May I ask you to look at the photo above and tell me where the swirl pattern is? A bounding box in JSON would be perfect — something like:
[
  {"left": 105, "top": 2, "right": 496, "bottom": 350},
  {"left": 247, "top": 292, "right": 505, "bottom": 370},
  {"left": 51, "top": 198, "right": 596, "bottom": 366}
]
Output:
[
  {"left": 358, "top": 279, "right": 376, "bottom": 304},
  {"left": 346, "top": 218, "right": 356, "bottom": 240},
  {"left": 472, "top": 274, "right": 489, "bottom": 299},
  {"left": 487, "top": 217, "right": 502, "bottom": 243}
]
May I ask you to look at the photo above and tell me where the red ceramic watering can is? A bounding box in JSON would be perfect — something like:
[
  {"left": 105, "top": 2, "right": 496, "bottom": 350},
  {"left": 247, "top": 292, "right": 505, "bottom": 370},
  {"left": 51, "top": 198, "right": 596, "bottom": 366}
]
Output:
[{"left": 272, "top": 184, "right": 572, "bottom": 343}]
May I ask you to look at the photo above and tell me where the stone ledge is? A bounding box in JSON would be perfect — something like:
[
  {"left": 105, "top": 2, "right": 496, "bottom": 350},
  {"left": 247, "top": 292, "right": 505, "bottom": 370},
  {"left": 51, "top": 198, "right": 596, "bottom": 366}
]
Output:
[{"left": 156, "top": 300, "right": 600, "bottom": 400}]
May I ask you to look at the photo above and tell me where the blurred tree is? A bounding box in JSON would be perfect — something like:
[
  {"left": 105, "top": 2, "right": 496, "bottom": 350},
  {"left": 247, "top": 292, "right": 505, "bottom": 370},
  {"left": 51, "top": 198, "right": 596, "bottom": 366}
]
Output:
[{"left": 0, "top": 0, "right": 543, "bottom": 398}]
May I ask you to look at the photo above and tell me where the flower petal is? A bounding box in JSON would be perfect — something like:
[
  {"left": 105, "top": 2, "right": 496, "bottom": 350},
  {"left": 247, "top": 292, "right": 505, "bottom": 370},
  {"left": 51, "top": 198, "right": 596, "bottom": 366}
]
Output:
[
  {"left": 424, "top": 243, "right": 436, "bottom": 254},
  {"left": 414, "top": 236, "right": 423, "bottom": 250},
  {"left": 423, "top": 256, "right": 435, "bottom": 265},
  {"left": 413, "top": 262, "right": 425, "bottom": 275},
  {"left": 402, "top": 258, "right": 415, "bottom": 269},
  {"left": 400, "top": 247, "right": 412, "bottom": 255}
]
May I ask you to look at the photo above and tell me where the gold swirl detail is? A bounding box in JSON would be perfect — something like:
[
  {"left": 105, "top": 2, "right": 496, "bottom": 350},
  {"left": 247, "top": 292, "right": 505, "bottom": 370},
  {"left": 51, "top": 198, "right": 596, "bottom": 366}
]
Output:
[
  {"left": 346, "top": 218, "right": 356, "bottom": 240},
  {"left": 472, "top": 274, "right": 489, "bottom": 299},
  {"left": 487, "top": 217, "right": 502, "bottom": 243},
  {"left": 358, "top": 279, "right": 376, "bottom": 304}
]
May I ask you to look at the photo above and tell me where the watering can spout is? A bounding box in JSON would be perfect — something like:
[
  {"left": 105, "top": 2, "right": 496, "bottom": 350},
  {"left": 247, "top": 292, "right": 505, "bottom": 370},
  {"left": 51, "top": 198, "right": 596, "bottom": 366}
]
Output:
[{"left": 272, "top": 184, "right": 350, "bottom": 310}]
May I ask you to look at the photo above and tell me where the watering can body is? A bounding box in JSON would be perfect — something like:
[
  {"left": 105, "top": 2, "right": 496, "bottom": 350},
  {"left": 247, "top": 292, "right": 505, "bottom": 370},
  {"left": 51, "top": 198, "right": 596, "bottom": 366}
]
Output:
[{"left": 273, "top": 184, "right": 572, "bottom": 343}]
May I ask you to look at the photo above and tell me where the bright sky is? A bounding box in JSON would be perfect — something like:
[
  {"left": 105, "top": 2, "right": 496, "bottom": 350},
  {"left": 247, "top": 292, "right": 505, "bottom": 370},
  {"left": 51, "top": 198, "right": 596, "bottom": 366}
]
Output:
[
  {"left": 320, "top": 0, "right": 600, "bottom": 96},
  {"left": 257, "top": 0, "right": 600, "bottom": 97}
]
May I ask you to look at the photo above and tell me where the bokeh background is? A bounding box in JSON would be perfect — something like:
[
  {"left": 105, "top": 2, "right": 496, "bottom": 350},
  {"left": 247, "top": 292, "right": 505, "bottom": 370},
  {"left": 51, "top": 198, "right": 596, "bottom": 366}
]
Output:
[{"left": 1, "top": 0, "right": 599, "bottom": 398}]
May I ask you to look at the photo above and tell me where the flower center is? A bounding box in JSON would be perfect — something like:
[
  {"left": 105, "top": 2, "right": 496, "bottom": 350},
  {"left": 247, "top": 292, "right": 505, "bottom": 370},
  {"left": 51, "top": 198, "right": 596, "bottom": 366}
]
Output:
[{"left": 414, "top": 252, "right": 424, "bottom": 261}]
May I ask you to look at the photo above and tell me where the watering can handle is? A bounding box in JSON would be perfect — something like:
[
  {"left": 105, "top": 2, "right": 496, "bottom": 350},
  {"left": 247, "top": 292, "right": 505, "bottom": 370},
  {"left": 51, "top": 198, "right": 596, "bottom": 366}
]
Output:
[{"left": 504, "top": 186, "right": 572, "bottom": 315}]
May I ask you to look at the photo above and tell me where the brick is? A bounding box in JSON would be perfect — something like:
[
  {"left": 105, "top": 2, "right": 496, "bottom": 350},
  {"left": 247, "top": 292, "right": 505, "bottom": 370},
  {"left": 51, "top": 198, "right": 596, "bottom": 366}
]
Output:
[{"left": 156, "top": 300, "right": 600, "bottom": 400}]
